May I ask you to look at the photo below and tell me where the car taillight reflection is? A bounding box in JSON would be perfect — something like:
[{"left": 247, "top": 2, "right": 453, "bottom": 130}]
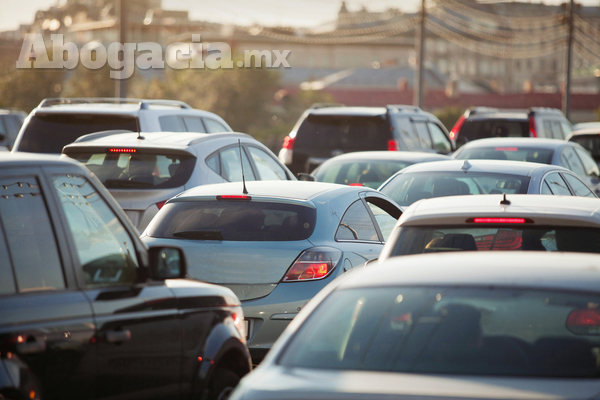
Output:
[
  {"left": 474, "top": 230, "right": 522, "bottom": 251},
  {"left": 283, "top": 247, "right": 342, "bottom": 282}
]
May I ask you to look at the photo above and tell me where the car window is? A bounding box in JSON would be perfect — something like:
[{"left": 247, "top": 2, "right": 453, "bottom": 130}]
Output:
[
  {"left": 0, "top": 176, "right": 65, "bottom": 292},
  {"left": 575, "top": 148, "right": 600, "bottom": 177},
  {"left": 455, "top": 146, "right": 554, "bottom": 164},
  {"left": 159, "top": 115, "right": 186, "bottom": 132},
  {"left": 427, "top": 122, "right": 451, "bottom": 153},
  {"left": 562, "top": 147, "right": 586, "bottom": 177},
  {"left": 562, "top": 173, "right": 596, "bottom": 198},
  {"left": 552, "top": 121, "right": 565, "bottom": 139},
  {"left": 204, "top": 118, "right": 229, "bottom": 133},
  {"left": 335, "top": 200, "right": 379, "bottom": 242},
  {"left": 0, "top": 211, "right": 16, "bottom": 296},
  {"left": 570, "top": 135, "right": 600, "bottom": 161},
  {"left": 53, "top": 174, "right": 140, "bottom": 287},
  {"left": 560, "top": 121, "right": 573, "bottom": 137},
  {"left": 413, "top": 121, "right": 433, "bottom": 149},
  {"left": 544, "top": 172, "right": 572, "bottom": 196},
  {"left": 219, "top": 147, "right": 256, "bottom": 182},
  {"left": 247, "top": 146, "right": 288, "bottom": 180},
  {"left": 459, "top": 119, "right": 528, "bottom": 141},
  {"left": 367, "top": 201, "right": 397, "bottom": 241},
  {"left": 391, "top": 115, "right": 419, "bottom": 150},
  {"left": 314, "top": 160, "right": 411, "bottom": 189},
  {"left": 182, "top": 116, "right": 207, "bottom": 133},
  {"left": 206, "top": 152, "right": 220, "bottom": 175},
  {"left": 0, "top": 118, "right": 7, "bottom": 142},
  {"left": 543, "top": 120, "right": 554, "bottom": 139},
  {"left": 541, "top": 180, "right": 553, "bottom": 194}
]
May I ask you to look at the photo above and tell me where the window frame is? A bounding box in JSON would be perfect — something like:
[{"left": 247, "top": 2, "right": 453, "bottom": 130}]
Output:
[
  {"left": 560, "top": 172, "right": 596, "bottom": 198},
  {"left": 542, "top": 171, "right": 573, "bottom": 196},
  {"left": 335, "top": 198, "right": 383, "bottom": 244}
]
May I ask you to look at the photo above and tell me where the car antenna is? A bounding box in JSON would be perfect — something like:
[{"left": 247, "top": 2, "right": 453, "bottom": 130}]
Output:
[
  {"left": 238, "top": 139, "right": 248, "bottom": 195},
  {"left": 135, "top": 118, "right": 143, "bottom": 140},
  {"left": 500, "top": 193, "right": 511, "bottom": 205}
]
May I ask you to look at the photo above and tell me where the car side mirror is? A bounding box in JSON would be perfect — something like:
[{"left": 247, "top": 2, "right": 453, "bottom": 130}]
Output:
[
  {"left": 298, "top": 173, "right": 315, "bottom": 181},
  {"left": 148, "top": 247, "right": 187, "bottom": 280}
]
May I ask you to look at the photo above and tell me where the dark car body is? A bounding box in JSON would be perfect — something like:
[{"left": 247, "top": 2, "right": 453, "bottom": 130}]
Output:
[
  {"left": 0, "top": 153, "right": 250, "bottom": 400},
  {"left": 0, "top": 108, "right": 26, "bottom": 150},
  {"left": 568, "top": 128, "right": 600, "bottom": 165}
]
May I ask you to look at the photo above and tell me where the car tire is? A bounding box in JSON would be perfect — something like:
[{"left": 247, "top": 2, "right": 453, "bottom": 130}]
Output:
[{"left": 208, "top": 368, "right": 240, "bottom": 400}]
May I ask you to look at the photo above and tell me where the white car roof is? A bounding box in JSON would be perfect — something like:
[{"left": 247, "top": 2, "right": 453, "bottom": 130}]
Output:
[
  {"left": 321, "top": 151, "right": 449, "bottom": 163},
  {"left": 398, "top": 194, "right": 600, "bottom": 228},
  {"left": 393, "top": 159, "right": 559, "bottom": 176},
  {"left": 457, "top": 137, "right": 568, "bottom": 150}
]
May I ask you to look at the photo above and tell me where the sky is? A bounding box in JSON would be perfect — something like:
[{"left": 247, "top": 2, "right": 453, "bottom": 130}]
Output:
[{"left": 1, "top": 0, "right": 599, "bottom": 32}]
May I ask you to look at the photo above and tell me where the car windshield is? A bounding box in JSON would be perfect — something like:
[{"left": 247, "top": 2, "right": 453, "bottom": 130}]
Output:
[
  {"left": 379, "top": 172, "right": 530, "bottom": 207},
  {"left": 278, "top": 286, "right": 600, "bottom": 378},
  {"left": 455, "top": 146, "right": 554, "bottom": 164},
  {"left": 18, "top": 114, "right": 139, "bottom": 154},
  {"left": 146, "top": 200, "right": 316, "bottom": 241},
  {"left": 66, "top": 150, "right": 196, "bottom": 189},
  {"left": 570, "top": 135, "right": 600, "bottom": 162},
  {"left": 389, "top": 226, "right": 600, "bottom": 255},
  {"left": 314, "top": 160, "right": 411, "bottom": 189},
  {"left": 459, "top": 118, "right": 529, "bottom": 141}
]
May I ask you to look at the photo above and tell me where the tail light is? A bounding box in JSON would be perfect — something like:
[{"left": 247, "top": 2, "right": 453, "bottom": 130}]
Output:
[
  {"left": 450, "top": 115, "right": 466, "bottom": 141},
  {"left": 529, "top": 115, "right": 537, "bottom": 138},
  {"left": 283, "top": 247, "right": 342, "bottom": 282},
  {"left": 388, "top": 140, "right": 399, "bottom": 151},
  {"left": 156, "top": 200, "right": 167, "bottom": 209},
  {"left": 230, "top": 307, "right": 246, "bottom": 342},
  {"left": 471, "top": 218, "right": 527, "bottom": 224},
  {"left": 349, "top": 183, "right": 363, "bottom": 187},
  {"left": 282, "top": 135, "right": 295, "bottom": 150},
  {"left": 567, "top": 309, "right": 600, "bottom": 335}
]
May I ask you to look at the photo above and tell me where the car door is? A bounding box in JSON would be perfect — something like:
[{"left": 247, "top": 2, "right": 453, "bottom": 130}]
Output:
[
  {"left": 47, "top": 169, "right": 183, "bottom": 400},
  {"left": 0, "top": 168, "right": 96, "bottom": 400}
]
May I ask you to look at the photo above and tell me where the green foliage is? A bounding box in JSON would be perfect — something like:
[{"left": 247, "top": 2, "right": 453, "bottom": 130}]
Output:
[
  {"left": 0, "top": 61, "right": 65, "bottom": 112},
  {"left": 434, "top": 106, "right": 465, "bottom": 131},
  {"left": 62, "top": 64, "right": 115, "bottom": 98}
]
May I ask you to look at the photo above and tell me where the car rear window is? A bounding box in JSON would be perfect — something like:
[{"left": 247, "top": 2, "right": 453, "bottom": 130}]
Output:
[
  {"left": 295, "top": 114, "right": 389, "bottom": 151},
  {"left": 380, "top": 172, "right": 530, "bottom": 207},
  {"left": 279, "top": 286, "right": 600, "bottom": 378},
  {"left": 390, "top": 226, "right": 600, "bottom": 255},
  {"left": 66, "top": 150, "right": 195, "bottom": 189},
  {"left": 18, "top": 114, "right": 139, "bottom": 154},
  {"left": 570, "top": 135, "right": 600, "bottom": 161},
  {"left": 314, "top": 160, "right": 411, "bottom": 189},
  {"left": 146, "top": 200, "right": 316, "bottom": 241},
  {"left": 455, "top": 146, "right": 553, "bottom": 164},
  {"left": 459, "top": 119, "right": 529, "bottom": 141}
]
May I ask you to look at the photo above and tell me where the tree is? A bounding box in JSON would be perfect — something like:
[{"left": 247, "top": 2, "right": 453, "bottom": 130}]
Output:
[{"left": 0, "top": 61, "right": 65, "bottom": 112}]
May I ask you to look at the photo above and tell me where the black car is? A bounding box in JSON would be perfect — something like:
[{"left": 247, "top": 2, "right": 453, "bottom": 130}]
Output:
[
  {"left": 0, "top": 153, "right": 251, "bottom": 400},
  {"left": 278, "top": 105, "right": 454, "bottom": 175}
]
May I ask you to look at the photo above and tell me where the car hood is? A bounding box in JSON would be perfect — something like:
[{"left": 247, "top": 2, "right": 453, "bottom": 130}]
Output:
[{"left": 233, "top": 367, "right": 600, "bottom": 399}]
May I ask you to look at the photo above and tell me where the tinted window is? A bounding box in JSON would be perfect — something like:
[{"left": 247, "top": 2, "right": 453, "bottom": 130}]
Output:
[
  {"left": 66, "top": 150, "right": 196, "bottom": 189},
  {"left": 391, "top": 115, "right": 418, "bottom": 150},
  {"left": 0, "top": 176, "right": 64, "bottom": 292},
  {"left": 575, "top": 148, "right": 600, "bottom": 177},
  {"left": 562, "top": 173, "right": 595, "bottom": 198},
  {"left": 0, "top": 118, "right": 7, "bottom": 143},
  {"left": 314, "top": 160, "right": 411, "bottom": 189},
  {"left": 380, "top": 172, "right": 530, "bottom": 207},
  {"left": 544, "top": 172, "right": 572, "bottom": 195},
  {"left": 459, "top": 119, "right": 528, "bottom": 141},
  {"left": 54, "top": 174, "right": 140, "bottom": 287},
  {"left": 18, "top": 114, "right": 138, "bottom": 154},
  {"left": 247, "top": 146, "right": 288, "bottom": 180},
  {"left": 562, "top": 147, "right": 586, "bottom": 177},
  {"left": 335, "top": 200, "right": 379, "bottom": 241},
  {"left": 219, "top": 147, "right": 256, "bottom": 182},
  {"left": 428, "top": 122, "right": 451, "bottom": 153},
  {"left": 413, "top": 122, "right": 433, "bottom": 149},
  {"left": 182, "top": 116, "right": 206, "bottom": 133},
  {"left": 204, "top": 118, "right": 229, "bottom": 133},
  {"left": 279, "top": 286, "right": 600, "bottom": 378},
  {"left": 0, "top": 220, "right": 16, "bottom": 295},
  {"left": 147, "top": 200, "right": 316, "bottom": 241},
  {"left": 570, "top": 136, "right": 600, "bottom": 162},
  {"left": 455, "top": 146, "right": 553, "bottom": 164}
]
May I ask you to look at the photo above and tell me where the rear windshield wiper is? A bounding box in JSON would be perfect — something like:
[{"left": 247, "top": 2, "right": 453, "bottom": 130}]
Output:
[
  {"left": 104, "top": 179, "right": 154, "bottom": 188},
  {"left": 172, "top": 230, "right": 224, "bottom": 240}
]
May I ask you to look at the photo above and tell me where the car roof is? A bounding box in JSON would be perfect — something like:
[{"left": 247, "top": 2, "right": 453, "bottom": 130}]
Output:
[
  {"left": 307, "top": 107, "right": 387, "bottom": 117},
  {"left": 468, "top": 112, "right": 528, "bottom": 120},
  {"left": 569, "top": 128, "right": 600, "bottom": 136},
  {"left": 458, "top": 137, "right": 568, "bottom": 150},
  {"left": 394, "top": 159, "right": 558, "bottom": 175},
  {"left": 399, "top": 194, "right": 600, "bottom": 228},
  {"left": 320, "top": 151, "right": 449, "bottom": 163},
  {"left": 343, "top": 252, "right": 600, "bottom": 293},
  {"left": 0, "top": 152, "right": 83, "bottom": 168}
]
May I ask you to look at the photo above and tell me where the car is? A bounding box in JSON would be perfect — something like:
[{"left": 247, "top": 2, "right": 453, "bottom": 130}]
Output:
[
  {"left": 378, "top": 159, "right": 596, "bottom": 208},
  {"left": 450, "top": 107, "right": 573, "bottom": 147},
  {"left": 0, "top": 153, "right": 251, "bottom": 400},
  {"left": 452, "top": 137, "right": 600, "bottom": 195},
  {"left": 302, "top": 150, "right": 450, "bottom": 189},
  {"left": 141, "top": 180, "right": 403, "bottom": 363},
  {"left": 567, "top": 127, "right": 600, "bottom": 165},
  {"left": 0, "top": 108, "right": 26, "bottom": 150},
  {"left": 63, "top": 130, "right": 295, "bottom": 231},
  {"left": 573, "top": 121, "right": 600, "bottom": 131},
  {"left": 278, "top": 104, "right": 454, "bottom": 175},
  {"left": 230, "top": 251, "right": 600, "bottom": 400},
  {"left": 378, "top": 194, "right": 600, "bottom": 262},
  {"left": 12, "top": 98, "right": 233, "bottom": 154}
]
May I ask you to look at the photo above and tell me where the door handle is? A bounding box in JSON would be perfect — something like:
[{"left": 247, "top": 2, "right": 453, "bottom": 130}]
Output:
[
  {"left": 105, "top": 329, "right": 131, "bottom": 344},
  {"left": 16, "top": 339, "right": 46, "bottom": 354}
]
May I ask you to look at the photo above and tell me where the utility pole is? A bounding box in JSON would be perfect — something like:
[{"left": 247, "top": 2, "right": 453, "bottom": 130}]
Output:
[
  {"left": 414, "top": 0, "right": 426, "bottom": 108},
  {"left": 115, "top": 0, "right": 128, "bottom": 98},
  {"left": 563, "top": 0, "right": 574, "bottom": 120}
]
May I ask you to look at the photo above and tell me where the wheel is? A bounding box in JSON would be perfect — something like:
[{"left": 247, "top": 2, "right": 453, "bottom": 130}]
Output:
[{"left": 207, "top": 368, "right": 240, "bottom": 400}]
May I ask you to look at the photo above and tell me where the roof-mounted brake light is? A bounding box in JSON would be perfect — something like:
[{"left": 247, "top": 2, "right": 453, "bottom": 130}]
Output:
[
  {"left": 217, "top": 195, "right": 252, "bottom": 201},
  {"left": 108, "top": 148, "right": 136, "bottom": 153},
  {"left": 468, "top": 217, "right": 532, "bottom": 224}
]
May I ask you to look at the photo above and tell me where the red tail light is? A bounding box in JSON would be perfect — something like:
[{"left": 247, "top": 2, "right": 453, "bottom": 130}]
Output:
[
  {"left": 450, "top": 115, "right": 466, "bottom": 141},
  {"left": 156, "top": 200, "right": 167, "bottom": 209},
  {"left": 388, "top": 140, "right": 399, "bottom": 151},
  {"left": 529, "top": 115, "right": 537, "bottom": 138},
  {"left": 109, "top": 148, "right": 136, "bottom": 153},
  {"left": 283, "top": 247, "right": 342, "bottom": 282},
  {"left": 567, "top": 310, "right": 600, "bottom": 327},
  {"left": 349, "top": 183, "right": 363, "bottom": 187},
  {"left": 472, "top": 218, "right": 526, "bottom": 224},
  {"left": 282, "top": 136, "right": 295, "bottom": 150},
  {"left": 217, "top": 195, "right": 252, "bottom": 201}
]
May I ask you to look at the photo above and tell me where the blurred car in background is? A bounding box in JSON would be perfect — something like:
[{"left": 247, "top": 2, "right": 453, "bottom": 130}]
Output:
[
  {"left": 0, "top": 153, "right": 250, "bottom": 400},
  {"left": 450, "top": 107, "right": 573, "bottom": 147},
  {"left": 302, "top": 150, "right": 449, "bottom": 189},
  {"left": 141, "top": 181, "right": 402, "bottom": 363},
  {"left": 63, "top": 131, "right": 294, "bottom": 231},
  {"left": 378, "top": 159, "right": 596, "bottom": 208},
  {"left": 13, "top": 98, "right": 232, "bottom": 154},
  {"left": 452, "top": 138, "right": 600, "bottom": 195},
  {"left": 0, "top": 108, "right": 26, "bottom": 150},
  {"left": 573, "top": 121, "right": 600, "bottom": 131},
  {"left": 231, "top": 251, "right": 600, "bottom": 400},
  {"left": 379, "top": 194, "right": 600, "bottom": 262},
  {"left": 279, "top": 104, "right": 454, "bottom": 175},
  {"left": 567, "top": 128, "right": 600, "bottom": 166}
]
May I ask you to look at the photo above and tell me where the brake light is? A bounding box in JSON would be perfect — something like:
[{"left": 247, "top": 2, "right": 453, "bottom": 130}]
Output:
[
  {"left": 217, "top": 195, "right": 252, "bottom": 201},
  {"left": 231, "top": 307, "right": 246, "bottom": 342},
  {"left": 450, "top": 115, "right": 466, "bottom": 141},
  {"left": 282, "top": 135, "right": 295, "bottom": 150},
  {"left": 388, "top": 139, "right": 399, "bottom": 151},
  {"left": 471, "top": 218, "right": 526, "bottom": 224},
  {"left": 349, "top": 183, "right": 363, "bottom": 187},
  {"left": 567, "top": 310, "right": 600, "bottom": 327},
  {"left": 529, "top": 115, "right": 537, "bottom": 138},
  {"left": 108, "top": 148, "right": 136, "bottom": 153},
  {"left": 156, "top": 200, "right": 167, "bottom": 209},
  {"left": 283, "top": 247, "right": 342, "bottom": 282},
  {"left": 495, "top": 147, "right": 518, "bottom": 151}
]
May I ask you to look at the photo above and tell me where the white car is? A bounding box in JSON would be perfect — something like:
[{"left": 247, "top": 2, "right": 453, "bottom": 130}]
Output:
[
  {"left": 231, "top": 251, "right": 600, "bottom": 400},
  {"left": 63, "top": 131, "right": 295, "bottom": 231},
  {"left": 379, "top": 194, "right": 600, "bottom": 261}
]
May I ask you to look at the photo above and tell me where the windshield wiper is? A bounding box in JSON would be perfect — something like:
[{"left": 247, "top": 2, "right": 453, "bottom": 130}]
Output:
[
  {"left": 172, "top": 230, "right": 224, "bottom": 240},
  {"left": 104, "top": 179, "right": 154, "bottom": 188}
]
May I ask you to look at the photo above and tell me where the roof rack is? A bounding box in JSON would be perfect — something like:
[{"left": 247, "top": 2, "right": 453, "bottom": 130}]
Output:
[
  {"left": 386, "top": 105, "right": 422, "bottom": 113},
  {"left": 74, "top": 129, "right": 135, "bottom": 143},
  {"left": 528, "top": 107, "right": 563, "bottom": 116},
  {"left": 309, "top": 103, "right": 345, "bottom": 109},
  {"left": 38, "top": 98, "right": 192, "bottom": 110}
]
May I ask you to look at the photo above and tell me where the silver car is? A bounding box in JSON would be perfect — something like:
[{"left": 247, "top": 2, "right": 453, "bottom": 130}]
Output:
[
  {"left": 141, "top": 181, "right": 402, "bottom": 363},
  {"left": 63, "top": 131, "right": 295, "bottom": 231}
]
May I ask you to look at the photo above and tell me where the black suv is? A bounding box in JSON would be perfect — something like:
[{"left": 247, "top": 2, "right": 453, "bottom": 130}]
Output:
[
  {"left": 278, "top": 105, "right": 454, "bottom": 175},
  {"left": 0, "top": 154, "right": 250, "bottom": 400},
  {"left": 0, "top": 108, "right": 26, "bottom": 150},
  {"left": 450, "top": 107, "right": 573, "bottom": 147}
]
